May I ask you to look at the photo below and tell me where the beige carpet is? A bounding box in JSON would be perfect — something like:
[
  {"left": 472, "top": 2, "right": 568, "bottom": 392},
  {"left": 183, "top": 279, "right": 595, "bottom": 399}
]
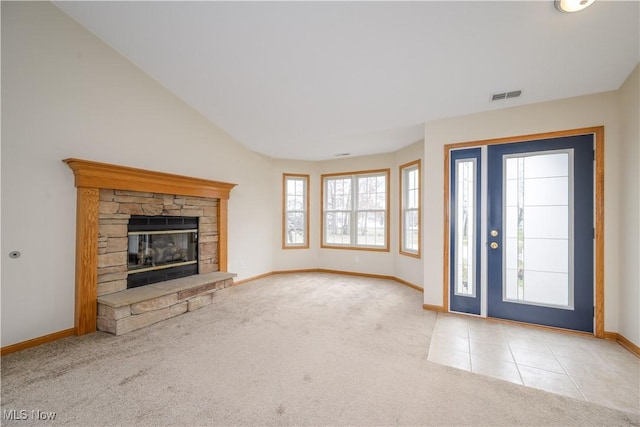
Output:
[{"left": 1, "top": 272, "right": 637, "bottom": 426}]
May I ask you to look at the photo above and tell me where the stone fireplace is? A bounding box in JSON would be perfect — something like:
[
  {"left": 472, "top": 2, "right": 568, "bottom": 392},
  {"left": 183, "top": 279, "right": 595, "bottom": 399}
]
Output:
[
  {"left": 64, "top": 159, "right": 236, "bottom": 336},
  {"left": 97, "top": 191, "right": 219, "bottom": 295}
]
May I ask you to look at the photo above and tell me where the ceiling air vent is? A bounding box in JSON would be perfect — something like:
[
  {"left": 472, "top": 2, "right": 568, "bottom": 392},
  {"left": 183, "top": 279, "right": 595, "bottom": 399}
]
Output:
[{"left": 491, "top": 90, "right": 522, "bottom": 101}]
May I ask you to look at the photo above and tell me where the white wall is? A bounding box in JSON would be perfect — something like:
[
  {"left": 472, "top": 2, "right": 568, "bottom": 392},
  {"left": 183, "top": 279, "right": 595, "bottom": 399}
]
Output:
[
  {"left": 617, "top": 65, "right": 640, "bottom": 346},
  {"left": 393, "top": 140, "right": 424, "bottom": 288},
  {"left": 1, "top": 2, "right": 275, "bottom": 347},
  {"left": 423, "top": 91, "right": 624, "bottom": 334}
]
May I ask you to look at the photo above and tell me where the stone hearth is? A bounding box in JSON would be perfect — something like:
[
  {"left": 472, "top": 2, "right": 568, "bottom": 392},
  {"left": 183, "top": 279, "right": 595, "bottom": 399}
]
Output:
[{"left": 97, "top": 271, "right": 235, "bottom": 335}]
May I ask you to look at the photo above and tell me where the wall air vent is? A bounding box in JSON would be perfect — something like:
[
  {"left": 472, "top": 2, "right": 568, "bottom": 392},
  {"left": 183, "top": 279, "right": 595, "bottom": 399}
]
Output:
[{"left": 491, "top": 90, "right": 522, "bottom": 101}]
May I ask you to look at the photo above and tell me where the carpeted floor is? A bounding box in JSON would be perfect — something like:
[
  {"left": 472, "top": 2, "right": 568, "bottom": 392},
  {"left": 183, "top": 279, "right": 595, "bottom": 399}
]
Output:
[{"left": 1, "top": 272, "right": 638, "bottom": 426}]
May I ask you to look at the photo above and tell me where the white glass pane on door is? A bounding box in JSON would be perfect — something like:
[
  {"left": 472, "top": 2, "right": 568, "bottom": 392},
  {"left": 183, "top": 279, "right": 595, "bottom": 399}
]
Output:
[
  {"left": 523, "top": 153, "right": 568, "bottom": 178},
  {"left": 505, "top": 237, "right": 518, "bottom": 269},
  {"left": 524, "top": 177, "right": 569, "bottom": 206},
  {"left": 503, "top": 150, "right": 573, "bottom": 308},
  {"left": 523, "top": 239, "right": 569, "bottom": 273},
  {"left": 523, "top": 206, "right": 568, "bottom": 239},
  {"left": 455, "top": 159, "right": 476, "bottom": 297},
  {"left": 522, "top": 271, "right": 570, "bottom": 307},
  {"left": 505, "top": 206, "right": 519, "bottom": 238},
  {"left": 505, "top": 269, "right": 519, "bottom": 300}
]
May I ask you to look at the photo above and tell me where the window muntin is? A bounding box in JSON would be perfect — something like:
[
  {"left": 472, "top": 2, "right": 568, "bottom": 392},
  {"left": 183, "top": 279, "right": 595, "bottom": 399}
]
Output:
[
  {"left": 322, "top": 169, "right": 389, "bottom": 250},
  {"left": 400, "top": 160, "right": 421, "bottom": 257},
  {"left": 283, "top": 174, "right": 309, "bottom": 249}
]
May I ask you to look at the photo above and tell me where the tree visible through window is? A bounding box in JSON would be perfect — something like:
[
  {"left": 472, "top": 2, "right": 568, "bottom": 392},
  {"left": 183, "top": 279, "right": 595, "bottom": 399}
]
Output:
[
  {"left": 400, "top": 160, "right": 421, "bottom": 257},
  {"left": 322, "top": 169, "right": 389, "bottom": 250},
  {"left": 283, "top": 174, "right": 309, "bottom": 248}
]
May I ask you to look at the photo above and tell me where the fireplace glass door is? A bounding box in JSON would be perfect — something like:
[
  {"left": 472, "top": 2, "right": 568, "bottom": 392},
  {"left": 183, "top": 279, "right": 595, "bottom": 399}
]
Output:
[{"left": 127, "top": 216, "right": 199, "bottom": 288}]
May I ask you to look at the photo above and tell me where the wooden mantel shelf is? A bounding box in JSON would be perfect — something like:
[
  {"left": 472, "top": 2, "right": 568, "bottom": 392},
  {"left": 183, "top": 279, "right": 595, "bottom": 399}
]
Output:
[
  {"left": 63, "top": 158, "right": 236, "bottom": 199},
  {"left": 64, "top": 158, "right": 237, "bottom": 336}
]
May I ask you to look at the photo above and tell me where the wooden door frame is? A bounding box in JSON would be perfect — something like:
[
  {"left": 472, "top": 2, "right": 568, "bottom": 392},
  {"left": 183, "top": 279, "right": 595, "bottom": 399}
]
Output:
[{"left": 443, "top": 126, "right": 605, "bottom": 338}]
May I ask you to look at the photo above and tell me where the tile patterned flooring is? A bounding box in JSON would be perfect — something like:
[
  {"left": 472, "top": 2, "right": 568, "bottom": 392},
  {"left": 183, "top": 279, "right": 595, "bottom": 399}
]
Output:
[{"left": 427, "top": 313, "right": 640, "bottom": 415}]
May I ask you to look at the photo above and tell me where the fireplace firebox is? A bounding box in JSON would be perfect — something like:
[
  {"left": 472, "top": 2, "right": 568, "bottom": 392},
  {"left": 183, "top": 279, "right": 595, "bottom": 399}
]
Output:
[{"left": 127, "top": 216, "right": 198, "bottom": 288}]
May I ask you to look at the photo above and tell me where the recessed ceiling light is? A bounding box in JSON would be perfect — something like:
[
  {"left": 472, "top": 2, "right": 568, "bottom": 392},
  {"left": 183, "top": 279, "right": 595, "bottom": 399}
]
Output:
[{"left": 555, "top": 0, "right": 595, "bottom": 13}]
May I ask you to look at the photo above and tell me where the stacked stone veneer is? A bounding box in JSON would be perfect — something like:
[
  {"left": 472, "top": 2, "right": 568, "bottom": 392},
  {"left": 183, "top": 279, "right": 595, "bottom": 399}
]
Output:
[
  {"left": 97, "top": 189, "right": 219, "bottom": 297},
  {"left": 97, "top": 272, "right": 235, "bottom": 335}
]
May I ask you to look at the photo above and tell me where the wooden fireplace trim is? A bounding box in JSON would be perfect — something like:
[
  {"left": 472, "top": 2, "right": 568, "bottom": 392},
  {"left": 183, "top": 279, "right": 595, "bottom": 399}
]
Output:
[{"left": 64, "top": 158, "right": 237, "bottom": 336}]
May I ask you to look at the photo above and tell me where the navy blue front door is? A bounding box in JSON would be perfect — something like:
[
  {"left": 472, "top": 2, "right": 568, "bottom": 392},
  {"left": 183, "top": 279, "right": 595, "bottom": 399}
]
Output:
[
  {"left": 487, "top": 135, "right": 594, "bottom": 332},
  {"left": 450, "top": 148, "right": 482, "bottom": 315}
]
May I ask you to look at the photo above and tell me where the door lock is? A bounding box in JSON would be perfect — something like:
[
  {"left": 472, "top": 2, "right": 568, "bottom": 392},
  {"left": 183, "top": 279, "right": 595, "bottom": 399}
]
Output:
[
  {"left": 490, "top": 230, "right": 499, "bottom": 237},
  {"left": 490, "top": 242, "right": 499, "bottom": 250}
]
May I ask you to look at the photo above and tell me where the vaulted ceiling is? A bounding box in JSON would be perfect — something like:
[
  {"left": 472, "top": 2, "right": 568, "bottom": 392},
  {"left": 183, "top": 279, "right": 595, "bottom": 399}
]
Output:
[{"left": 54, "top": 1, "right": 639, "bottom": 161}]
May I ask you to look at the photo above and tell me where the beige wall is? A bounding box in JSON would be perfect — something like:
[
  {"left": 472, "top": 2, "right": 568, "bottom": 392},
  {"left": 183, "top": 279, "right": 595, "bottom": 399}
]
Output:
[
  {"left": 423, "top": 90, "right": 628, "bottom": 339},
  {"left": 272, "top": 142, "right": 424, "bottom": 288},
  {"left": 1, "top": 2, "right": 275, "bottom": 347},
  {"left": 617, "top": 65, "right": 640, "bottom": 345},
  {"left": 316, "top": 153, "right": 396, "bottom": 276},
  {"left": 271, "top": 159, "right": 320, "bottom": 272},
  {"left": 272, "top": 149, "right": 426, "bottom": 283}
]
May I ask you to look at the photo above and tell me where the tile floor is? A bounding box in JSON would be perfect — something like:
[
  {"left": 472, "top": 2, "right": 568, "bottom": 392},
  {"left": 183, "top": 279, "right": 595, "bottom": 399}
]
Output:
[{"left": 427, "top": 313, "right": 640, "bottom": 414}]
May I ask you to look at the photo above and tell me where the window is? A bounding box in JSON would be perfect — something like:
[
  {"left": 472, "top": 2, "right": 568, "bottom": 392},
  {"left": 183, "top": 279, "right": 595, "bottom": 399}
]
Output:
[
  {"left": 400, "top": 160, "right": 421, "bottom": 257},
  {"left": 283, "top": 174, "right": 309, "bottom": 249},
  {"left": 322, "top": 169, "right": 389, "bottom": 251}
]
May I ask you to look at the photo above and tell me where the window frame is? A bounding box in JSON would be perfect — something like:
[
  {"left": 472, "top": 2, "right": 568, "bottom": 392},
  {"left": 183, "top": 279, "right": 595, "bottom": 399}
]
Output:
[
  {"left": 321, "top": 169, "right": 390, "bottom": 252},
  {"left": 400, "top": 159, "right": 421, "bottom": 258},
  {"left": 282, "top": 173, "right": 310, "bottom": 249}
]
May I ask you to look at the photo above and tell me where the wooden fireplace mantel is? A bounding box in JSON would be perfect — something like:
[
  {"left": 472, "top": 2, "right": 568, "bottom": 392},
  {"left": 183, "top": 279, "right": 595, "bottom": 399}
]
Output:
[{"left": 63, "top": 158, "right": 237, "bottom": 336}]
